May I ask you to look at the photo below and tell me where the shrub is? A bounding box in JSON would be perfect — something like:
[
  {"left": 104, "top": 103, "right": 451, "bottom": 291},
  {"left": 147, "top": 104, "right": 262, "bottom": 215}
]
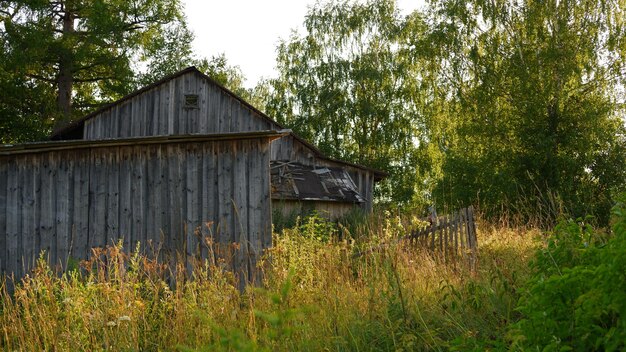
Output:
[{"left": 511, "top": 196, "right": 626, "bottom": 351}]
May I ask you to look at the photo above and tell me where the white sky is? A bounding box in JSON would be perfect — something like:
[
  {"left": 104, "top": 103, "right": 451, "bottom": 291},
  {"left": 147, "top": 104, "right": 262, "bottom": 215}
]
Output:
[{"left": 183, "top": 0, "right": 423, "bottom": 88}]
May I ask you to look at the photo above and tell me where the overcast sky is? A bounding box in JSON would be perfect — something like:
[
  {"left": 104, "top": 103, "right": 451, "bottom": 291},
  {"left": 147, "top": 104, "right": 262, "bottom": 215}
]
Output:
[{"left": 183, "top": 0, "right": 423, "bottom": 88}]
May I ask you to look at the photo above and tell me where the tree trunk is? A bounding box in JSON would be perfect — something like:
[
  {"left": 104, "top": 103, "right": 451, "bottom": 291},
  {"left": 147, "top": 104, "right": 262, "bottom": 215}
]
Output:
[{"left": 54, "top": 5, "right": 75, "bottom": 131}]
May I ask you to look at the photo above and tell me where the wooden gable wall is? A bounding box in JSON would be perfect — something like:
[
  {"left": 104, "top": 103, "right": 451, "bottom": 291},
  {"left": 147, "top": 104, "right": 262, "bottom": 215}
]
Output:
[{"left": 83, "top": 72, "right": 273, "bottom": 139}]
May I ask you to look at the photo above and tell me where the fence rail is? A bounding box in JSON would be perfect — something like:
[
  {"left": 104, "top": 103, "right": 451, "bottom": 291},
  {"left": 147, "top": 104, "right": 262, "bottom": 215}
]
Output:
[
  {"left": 354, "top": 206, "right": 478, "bottom": 270},
  {"left": 408, "top": 206, "right": 478, "bottom": 269}
]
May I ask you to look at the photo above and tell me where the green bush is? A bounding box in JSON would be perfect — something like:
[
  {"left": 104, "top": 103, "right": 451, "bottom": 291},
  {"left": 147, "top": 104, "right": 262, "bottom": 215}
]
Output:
[{"left": 511, "top": 196, "right": 626, "bottom": 351}]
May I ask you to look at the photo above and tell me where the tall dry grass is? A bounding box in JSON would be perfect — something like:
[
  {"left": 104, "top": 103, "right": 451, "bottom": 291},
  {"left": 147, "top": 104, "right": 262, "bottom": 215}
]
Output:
[{"left": 0, "top": 214, "right": 540, "bottom": 351}]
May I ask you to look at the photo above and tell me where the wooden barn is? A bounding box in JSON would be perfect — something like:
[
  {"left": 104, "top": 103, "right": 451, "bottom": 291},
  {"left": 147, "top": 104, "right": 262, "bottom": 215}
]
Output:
[
  {"left": 51, "top": 67, "right": 386, "bottom": 218},
  {"left": 0, "top": 66, "right": 385, "bottom": 282},
  {"left": 0, "top": 132, "right": 282, "bottom": 284}
]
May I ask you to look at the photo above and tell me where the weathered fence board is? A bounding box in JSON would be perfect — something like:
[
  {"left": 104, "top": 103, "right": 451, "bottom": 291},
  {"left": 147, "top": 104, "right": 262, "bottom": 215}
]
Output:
[
  {"left": 408, "top": 206, "right": 478, "bottom": 269},
  {"left": 354, "top": 207, "right": 479, "bottom": 270}
]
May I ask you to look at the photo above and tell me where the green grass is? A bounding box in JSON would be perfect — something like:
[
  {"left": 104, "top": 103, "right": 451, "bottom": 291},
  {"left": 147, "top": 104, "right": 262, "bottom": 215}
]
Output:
[{"left": 1, "top": 213, "right": 541, "bottom": 351}]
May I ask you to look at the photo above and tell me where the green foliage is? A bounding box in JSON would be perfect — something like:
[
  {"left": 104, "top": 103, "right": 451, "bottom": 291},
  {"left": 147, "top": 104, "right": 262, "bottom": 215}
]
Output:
[
  {"left": 1, "top": 0, "right": 191, "bottom": 131},
  {"left": 425, "top": 0, "right": 626, "bottom": 225},
  {"left": 262, "top": 0, "right": 437, "bottom": 207},
  {"left": 511, "top": 198, "right": 626, "bottom": 350},
  {"left": 296, "top": 211, "right": 338, "bottom": 243}
]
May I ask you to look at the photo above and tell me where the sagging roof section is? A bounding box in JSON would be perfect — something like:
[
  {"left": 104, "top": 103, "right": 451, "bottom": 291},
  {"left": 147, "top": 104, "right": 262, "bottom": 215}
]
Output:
[{"left": 271, "top": 161, "right": 364, "bottom": 203}]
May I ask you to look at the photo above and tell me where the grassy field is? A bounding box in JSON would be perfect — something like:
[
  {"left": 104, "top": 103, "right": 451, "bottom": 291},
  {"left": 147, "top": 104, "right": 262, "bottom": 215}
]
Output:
[{"left": 2, "top": 205, "right": 624, "bottom": 351}]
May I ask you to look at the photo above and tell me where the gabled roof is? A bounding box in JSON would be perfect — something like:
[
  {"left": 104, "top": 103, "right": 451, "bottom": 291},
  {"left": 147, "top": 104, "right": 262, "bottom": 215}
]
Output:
[{"left": 50, "top": 66, "right": 386, "bottom": 179}]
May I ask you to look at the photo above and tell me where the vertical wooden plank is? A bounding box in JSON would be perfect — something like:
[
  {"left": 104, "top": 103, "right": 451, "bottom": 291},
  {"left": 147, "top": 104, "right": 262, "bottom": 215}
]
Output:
[
  {"left": 111, "top": 110, "right": 119, "bottom": 139},
  {"left": 132, "top": 97, "right": 140, "bottom": 136},
  {"left": 5, "top": 158, "right": 19, "bottom": 277},
  {"left": 468, "top": 206, "right": 478, "bottom": 270},
  {"left": 167, "top": 80, "right": 175, "bottom": 134},
  {"left": 194, "top": 144, "right": 204, "bottom": 259},
  {"left": 212, "top": 86, "right": 221, "bottom": 133},
  {"left": 174, "top": 77, "right": 183, "bottom": 134},
  {"left": 199, "top": 143, "right": 210, "bottom": 259},
  {"left": 71, "top": 151, "right": 90, "bottom": 263},
  {"left": 89, "top": 116, "right": 98, "bottom": 139},
  {"left": 145, "top": 92, "right": 154, "bottom": 136},
  {"left": 88, "top": 150, "right": 107, "bottom": 251},
  {"left": 233, "top": 140, "right": 249, "bottom": 286},
  {"left": 259, "top": 139, "right": 272, "bottom": 255},
  {"left": 117, "top": 147, "right": 132, "bottom": 252},
  {"left": 39, "top": 154, "right": 56, "bottom": 273},
  {"left": 18, "top": 155, "right": 34, "bottom": 275},
  {"left": 120, "top": 104, "right": 131, "bottom": 138},
  {"left": 167, "top": 144, "right": 183, "bottom": 257},
  {"left": 130, "top": 146, "right": 147, "bottom": 253},
  {"left": 84, "top": 120, "right": 92, "bottom": 139},
  {"left": 459, "top": 208, "right": 467, "bottom": 260},
  {"left": 429, "top": 217, "right": 436, "bottom": 251},
  {"left": 159, "top": 84, "right": 168, "bottom": 135},
  {"left": 131, "top": 97, "right": 140, "bottom": 136},
  {"left": 148, "top": 145, "right": 164, "bottom": 254},
  {"left": 209, "top": 143, "right": 220, "bottom": 260},
  {"left": 247, "top": 139, "right": 263, "bottom": 284},
  {"left": 55, "top": 152, "right": 72, "bottom": 271},
  {"left": 217, "top": 141, "right": 234, "bottom": 260},
  {"left": 206, "top": 85, "right": 214, "bottom": 133},
  {"left": 0, "top": 157, "right": 7, "bottom": 273},
  {"left": 219, "top": 91, "right": 231, "bottom": 132},
  {"left": 198, "top": 78, "right": 208, "bottom": 133},
  {"left": 106, "top": 150, "right": 120, "bottom": 247},
  {"left": 152, "top": 89, "right": 160, "bottom": 136},
  {"left": 184, "top": 143, "right": 199, "bottom": 265},
  {"left": 231, "top": 99, "right": 241, "bottom": 132},
  {"left": 179, "top": 76, "right": 188, "bottom": 134},
  {"left": 141, "top": 147, "right": 151, "bottom": 252}
]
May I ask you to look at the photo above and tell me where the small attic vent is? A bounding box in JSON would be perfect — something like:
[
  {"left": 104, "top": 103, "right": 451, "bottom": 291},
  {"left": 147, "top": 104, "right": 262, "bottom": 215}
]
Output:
[{"left": 184, "top": 94, "right": 199, "bottom": 109}]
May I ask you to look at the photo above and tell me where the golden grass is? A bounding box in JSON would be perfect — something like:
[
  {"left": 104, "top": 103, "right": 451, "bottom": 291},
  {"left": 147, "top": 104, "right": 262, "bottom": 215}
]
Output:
[{"left": 0, "top": 216, "right": 541, "bottom": 351}]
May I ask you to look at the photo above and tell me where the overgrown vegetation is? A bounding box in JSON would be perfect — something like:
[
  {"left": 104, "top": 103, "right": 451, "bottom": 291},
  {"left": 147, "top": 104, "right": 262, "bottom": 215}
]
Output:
[
  {"left": 0, "top": 210, "right": 534, "bottom": 351},
  {"left": 510, "top": 196, "right": 626, "bottom": 350},
  {"left": 4, "top": 201, "right": 626, "bottom": 351}
]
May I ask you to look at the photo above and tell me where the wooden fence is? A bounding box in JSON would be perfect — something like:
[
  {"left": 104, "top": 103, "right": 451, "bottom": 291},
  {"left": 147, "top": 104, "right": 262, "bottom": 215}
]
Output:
[
  {"left": 354, "top": 207, "right": 478, "bottom": 270},
  {"left": 408, "top": 206, "right": 478, "bottom": 269}
]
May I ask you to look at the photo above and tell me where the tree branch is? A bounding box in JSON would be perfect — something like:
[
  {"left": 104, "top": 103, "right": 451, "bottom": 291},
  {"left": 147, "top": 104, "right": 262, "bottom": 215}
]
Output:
[{"left": 74, "top": 76, "right": 116, "bottom": 83}]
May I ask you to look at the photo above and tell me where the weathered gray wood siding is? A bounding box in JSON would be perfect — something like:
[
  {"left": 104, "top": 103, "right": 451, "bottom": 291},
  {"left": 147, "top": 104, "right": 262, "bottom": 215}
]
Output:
[
  {"left": 79, "top": 70, "right": 376, "bottom": 211},
  {"left": 83, "top": 72, "right": 274, "bottom": 139},
  {"left": 0, "top": 135, "right": 273, "bottom": 284}
]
